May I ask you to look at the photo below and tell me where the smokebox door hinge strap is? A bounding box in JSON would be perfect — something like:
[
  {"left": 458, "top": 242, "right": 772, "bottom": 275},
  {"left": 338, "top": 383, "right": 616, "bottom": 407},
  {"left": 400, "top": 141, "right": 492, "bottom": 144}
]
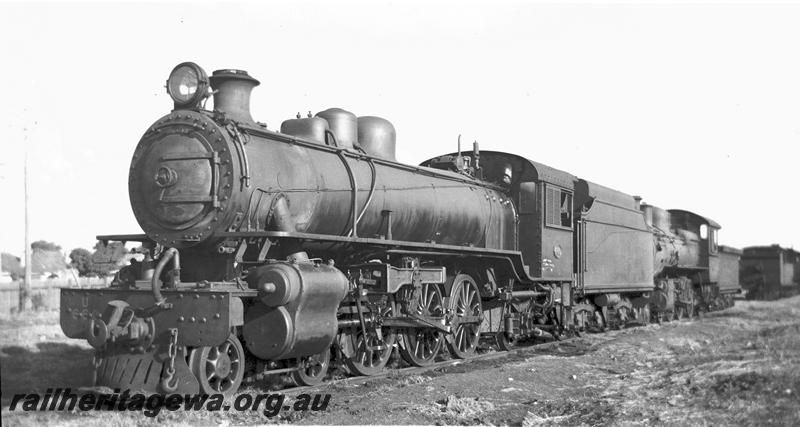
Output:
[
  {"left": 212, "top": 151, "right": 220, "bottom": 208},
  {"left": 225, "top": 123, "right": 250, "bottom": 190}
]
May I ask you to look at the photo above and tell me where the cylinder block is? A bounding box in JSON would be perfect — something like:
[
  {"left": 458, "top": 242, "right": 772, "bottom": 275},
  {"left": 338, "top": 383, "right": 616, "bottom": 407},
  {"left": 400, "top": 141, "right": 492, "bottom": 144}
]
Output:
[{"left": 243, "top": 261, "right": 348, "bottom": 360}]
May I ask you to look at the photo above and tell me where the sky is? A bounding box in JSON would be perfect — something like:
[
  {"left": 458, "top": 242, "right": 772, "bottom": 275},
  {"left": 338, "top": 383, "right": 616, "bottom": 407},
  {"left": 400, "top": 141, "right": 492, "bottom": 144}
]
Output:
[{"left": 1, "top": 0, "right": 799, "bottom": 258}]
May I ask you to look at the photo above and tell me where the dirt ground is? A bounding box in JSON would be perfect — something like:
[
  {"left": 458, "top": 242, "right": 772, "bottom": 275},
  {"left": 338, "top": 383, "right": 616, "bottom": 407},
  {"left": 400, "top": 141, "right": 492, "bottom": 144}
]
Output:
[{"left": 2, "top": 296, "right": 799, "bottom": 426}]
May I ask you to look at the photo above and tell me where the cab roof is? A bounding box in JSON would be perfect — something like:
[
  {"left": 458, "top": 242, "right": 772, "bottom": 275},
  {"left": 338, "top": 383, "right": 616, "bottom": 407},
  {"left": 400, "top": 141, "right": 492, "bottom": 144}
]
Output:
[
  {"left": 421, "top": 150, "right": 576, "bottom": 188},
  {"left": 668, "top": 209, "right": 721, "bottom": 229}
]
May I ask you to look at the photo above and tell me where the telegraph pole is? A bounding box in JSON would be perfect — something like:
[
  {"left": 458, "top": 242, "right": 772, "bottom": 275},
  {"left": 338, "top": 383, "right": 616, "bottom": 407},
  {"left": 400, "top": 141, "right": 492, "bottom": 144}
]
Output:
[
  {"left": 19, "top": 123, "right": 32, "bottom": 312},
  {"left": 0, "top": 160, "right": 3, "bottom": 279}
]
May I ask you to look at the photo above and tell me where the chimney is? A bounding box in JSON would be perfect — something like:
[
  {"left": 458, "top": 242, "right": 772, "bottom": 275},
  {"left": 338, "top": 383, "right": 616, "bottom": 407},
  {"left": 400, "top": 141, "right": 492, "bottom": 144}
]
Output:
[{"left": 210, "top": 69, "right": 260, "bottom": 123}]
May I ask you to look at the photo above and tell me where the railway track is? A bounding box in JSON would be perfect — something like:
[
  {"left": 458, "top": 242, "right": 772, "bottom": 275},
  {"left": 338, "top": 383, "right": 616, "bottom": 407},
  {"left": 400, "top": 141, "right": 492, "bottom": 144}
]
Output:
[
  {"left": 246, "top": 333, "right": 586, "bottom": 397},
  {"left": 76, "top": 320, "right": 669, "bottom": 397},
  {"left": 249, "top": 316, "right": 678, "bottom": 397}
]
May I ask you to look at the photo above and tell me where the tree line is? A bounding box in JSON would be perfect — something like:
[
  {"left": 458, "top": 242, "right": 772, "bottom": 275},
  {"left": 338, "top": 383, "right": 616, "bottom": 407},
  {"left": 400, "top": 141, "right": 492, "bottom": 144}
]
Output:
[{"left": 2, "top": 240, "right": 129, "bottom": 280}]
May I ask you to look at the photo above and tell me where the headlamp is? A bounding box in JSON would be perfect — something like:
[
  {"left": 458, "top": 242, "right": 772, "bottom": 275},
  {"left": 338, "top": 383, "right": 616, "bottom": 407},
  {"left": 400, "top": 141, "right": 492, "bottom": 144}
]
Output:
[{"left": 166, "top": 62, "right": 209, "bottom": 108}]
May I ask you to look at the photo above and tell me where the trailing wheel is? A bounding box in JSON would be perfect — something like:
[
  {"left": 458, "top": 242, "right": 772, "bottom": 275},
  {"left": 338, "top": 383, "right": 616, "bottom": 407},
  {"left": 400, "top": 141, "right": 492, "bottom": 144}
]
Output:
[
  {"left": 497, "top": 302, "right": 523, "bottom": 351},
  {"left": 497, "top": 331, "right": 518, "bottom": 351},
  {"left": 446, "top": 274, "right": 483, "bottom": 359},
  {"left": 591, "top": 309, "right": 608, "bottom": 332},
  {"left": 292, "top": 349, "right": 330, "bottom": 386},
  {"left": 398, "top": 283, "right": 445, "bottom": 367},
  {"left": 188, "top": 334, "right": 244, "bottom": 398}
]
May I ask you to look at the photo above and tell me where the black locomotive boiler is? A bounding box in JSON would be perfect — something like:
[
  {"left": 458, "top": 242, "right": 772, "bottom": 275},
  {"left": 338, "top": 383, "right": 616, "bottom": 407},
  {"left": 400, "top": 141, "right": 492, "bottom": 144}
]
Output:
[{"left": 59, "top": 62, "right": 741, "bottom": 397}]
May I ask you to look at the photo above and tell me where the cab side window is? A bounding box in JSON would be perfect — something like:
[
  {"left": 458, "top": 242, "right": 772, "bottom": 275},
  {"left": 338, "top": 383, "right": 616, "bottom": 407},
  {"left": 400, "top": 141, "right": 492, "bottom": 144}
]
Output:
[
  {"left": 710, "top": 228, "right": 719, "bottom": 254},
  {"left": 545, "top": 185, "right": 572, "bottom": 229},
  {"left": 699, "top": 224, "right": 719, "bottom": 254}
]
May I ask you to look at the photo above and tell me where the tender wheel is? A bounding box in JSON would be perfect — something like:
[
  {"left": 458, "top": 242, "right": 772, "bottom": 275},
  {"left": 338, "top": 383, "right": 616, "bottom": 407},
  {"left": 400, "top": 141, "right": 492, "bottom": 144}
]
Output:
[
  {"left": 591, "top": 309, "right": 608, "bottom": 332},
  {"left": 399, "top": 283, "right": 445, "bottom": 367},
  {"left": 684, "top": 292, "right": 696, "bottom": 319},
  {"left": 446, "top": 274, "right": 482, "bottom": 359},
  {"left": 188, "top": 334, "right": 244, "bottom": 398},
  {"left": 614, "top": 306, "right": 631, "bottom": 329},
  {"left": 635, "top": 304, "right": 651, "bottom": 325},
  {"left": 292, "top": 349, "right": 330, "bottom": 386},
  {"left": 573, "top": 310, "right": 589, "bottom": 332}
]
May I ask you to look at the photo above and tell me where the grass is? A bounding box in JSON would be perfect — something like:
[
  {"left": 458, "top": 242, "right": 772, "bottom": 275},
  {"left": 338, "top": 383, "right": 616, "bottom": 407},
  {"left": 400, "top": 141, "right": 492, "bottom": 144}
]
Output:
[
  {"left": 2, "top": 298, "right": 800, "bottom": 425},
  {"left": 518, "top": 299, "right": 800, "bottom": 426}
]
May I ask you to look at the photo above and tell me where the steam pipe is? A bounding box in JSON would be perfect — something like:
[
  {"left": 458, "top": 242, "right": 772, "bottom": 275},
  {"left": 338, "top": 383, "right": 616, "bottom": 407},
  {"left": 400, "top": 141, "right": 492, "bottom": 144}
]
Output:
[
  {"left": 324, "top": 129, "right": 339, "bottom": 147},
  {"left": 336, "top": 150, "right": 359, "bottom": 238},
  {"left": 152, "top": 248, "right": 180, "bottom": 305},
  {"left": 349, "top": 158, "right": 377, "bottom": 237}
]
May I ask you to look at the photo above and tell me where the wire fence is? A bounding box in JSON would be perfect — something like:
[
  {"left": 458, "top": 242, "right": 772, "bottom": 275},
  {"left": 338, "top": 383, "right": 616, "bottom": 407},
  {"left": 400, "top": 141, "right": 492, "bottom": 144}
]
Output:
[{"left": 0, "top": 277, "right": 111, "bottom": 315}]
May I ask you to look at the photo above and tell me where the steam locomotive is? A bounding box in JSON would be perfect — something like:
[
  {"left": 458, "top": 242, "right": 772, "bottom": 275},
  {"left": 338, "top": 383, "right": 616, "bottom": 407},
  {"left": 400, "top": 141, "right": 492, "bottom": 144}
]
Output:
[{"left": 59, "top": 62, "right": 741, "bottom": 397}]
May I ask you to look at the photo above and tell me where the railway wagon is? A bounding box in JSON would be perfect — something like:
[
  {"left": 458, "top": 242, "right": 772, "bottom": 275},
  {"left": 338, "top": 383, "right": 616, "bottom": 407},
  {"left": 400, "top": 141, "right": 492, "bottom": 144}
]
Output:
[{"left": 740, "top": 245, "right": 800, "bottom": 300}]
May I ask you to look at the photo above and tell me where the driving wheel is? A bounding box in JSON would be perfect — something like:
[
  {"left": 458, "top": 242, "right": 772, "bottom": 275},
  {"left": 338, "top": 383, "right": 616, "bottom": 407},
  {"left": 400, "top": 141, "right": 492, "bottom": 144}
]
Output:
[
  {"left": 398, "top": 283, "right": 444, "bottom": 367},
  {"left": 447, "top": 274, "right": 483, "bottom": 359},
  {"left": 338, "top": 301, "right": 397, "bottom": 376}
]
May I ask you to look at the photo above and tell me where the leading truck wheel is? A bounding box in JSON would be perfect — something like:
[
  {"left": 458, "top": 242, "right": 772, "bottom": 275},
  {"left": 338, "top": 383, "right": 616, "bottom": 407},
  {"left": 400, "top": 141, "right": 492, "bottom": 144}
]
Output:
[
  {"left": 292, "top": 349, "right": 330, "bottom": 386},
  {"left": 446, "top": 274, "right": 482, "bottom": 359},
  {"left": 399, "top": 283, "right": 444, "bottom": 367},
  {"left": 188, "top": 334, "right": 244, "bottom": 398}
]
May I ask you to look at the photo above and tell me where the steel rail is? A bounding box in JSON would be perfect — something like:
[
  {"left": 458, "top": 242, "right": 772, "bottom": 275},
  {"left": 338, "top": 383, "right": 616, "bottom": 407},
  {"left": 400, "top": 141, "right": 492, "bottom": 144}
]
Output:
[{"left": 245, "top": 333, "right": 584, "bottom": 396}]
